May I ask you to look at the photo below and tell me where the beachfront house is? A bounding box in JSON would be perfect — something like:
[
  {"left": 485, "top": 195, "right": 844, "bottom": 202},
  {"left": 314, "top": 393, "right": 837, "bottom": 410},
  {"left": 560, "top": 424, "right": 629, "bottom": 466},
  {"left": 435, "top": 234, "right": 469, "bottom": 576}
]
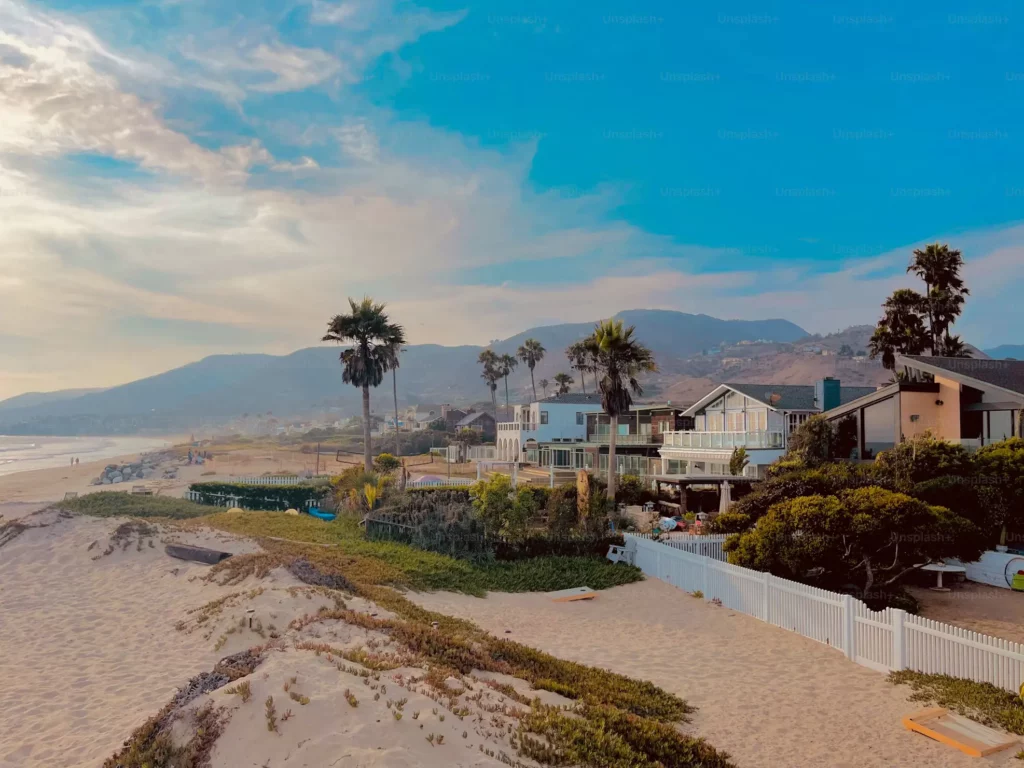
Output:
[
  {"left": 495, "top": 393, "right": 603, "bottom": 463},
  {"left": 822, "top": 356, "right": 1024, "bottom": 458},
  {"left": 658, "top": 379, "right": 877, "bottom": 478},
  {"left": 456, "top": 410, "right": 496, "bottom": 439}
]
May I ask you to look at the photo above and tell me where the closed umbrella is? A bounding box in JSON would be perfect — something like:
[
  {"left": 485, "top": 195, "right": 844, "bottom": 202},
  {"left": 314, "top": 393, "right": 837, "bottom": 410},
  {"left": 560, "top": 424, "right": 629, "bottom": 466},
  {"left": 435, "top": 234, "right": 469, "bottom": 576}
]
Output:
[{"left": 718, "top": 481, "right": 733, "bottom": 514}]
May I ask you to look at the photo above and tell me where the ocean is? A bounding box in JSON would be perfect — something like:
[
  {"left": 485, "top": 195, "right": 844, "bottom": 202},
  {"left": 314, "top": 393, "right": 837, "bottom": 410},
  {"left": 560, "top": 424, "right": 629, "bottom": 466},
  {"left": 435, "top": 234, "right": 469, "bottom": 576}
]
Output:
[{"left": 0, "top": 435, "right": 176, "bottom": 477}]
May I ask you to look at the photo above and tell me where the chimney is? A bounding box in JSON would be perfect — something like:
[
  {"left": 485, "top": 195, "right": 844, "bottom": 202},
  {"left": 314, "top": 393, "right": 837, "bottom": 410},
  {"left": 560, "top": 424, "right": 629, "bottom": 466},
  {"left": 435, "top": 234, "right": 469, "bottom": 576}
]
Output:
[{"left": 815, "top": 377, "right": 840, "bottom": 412}]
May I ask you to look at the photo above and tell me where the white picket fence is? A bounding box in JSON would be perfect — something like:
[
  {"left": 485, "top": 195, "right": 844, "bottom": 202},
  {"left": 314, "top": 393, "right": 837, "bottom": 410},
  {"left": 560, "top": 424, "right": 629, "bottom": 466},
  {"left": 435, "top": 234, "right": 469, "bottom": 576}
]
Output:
[
  {"left": 407, "top": 477, "right": 474, "bottom": 488},
  {"left": 630, "top": 533, "right": 729, "bottom": 562},
  {"left": 231, "top": 475, "right": 302, "bottom": 485},
  {"left": 626, "top": 534, "right": 1024, "bottom": 693},
  {"left": 184, "top": 490, "right": 316, "bottom": 509}
]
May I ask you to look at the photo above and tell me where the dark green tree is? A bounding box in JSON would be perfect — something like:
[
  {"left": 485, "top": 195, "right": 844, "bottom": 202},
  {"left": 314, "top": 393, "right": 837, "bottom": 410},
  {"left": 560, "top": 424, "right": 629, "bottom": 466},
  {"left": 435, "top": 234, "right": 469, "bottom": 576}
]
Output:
[
  {"left": 553, "top": 372, "right": 574, "bottom": 394},
  {"left": 517, "top": 338, "right": 546, "bottom": 401}
]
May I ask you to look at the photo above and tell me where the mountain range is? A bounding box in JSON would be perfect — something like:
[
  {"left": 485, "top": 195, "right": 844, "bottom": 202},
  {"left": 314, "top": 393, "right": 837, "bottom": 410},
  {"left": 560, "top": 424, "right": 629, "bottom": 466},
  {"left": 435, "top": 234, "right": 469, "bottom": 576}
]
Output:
[
  {"left": 0, "top": 310, "right": 814, "bottom": 435},
  {"left": 2, "top": 309, "right": 1014, "bottom": 436}
]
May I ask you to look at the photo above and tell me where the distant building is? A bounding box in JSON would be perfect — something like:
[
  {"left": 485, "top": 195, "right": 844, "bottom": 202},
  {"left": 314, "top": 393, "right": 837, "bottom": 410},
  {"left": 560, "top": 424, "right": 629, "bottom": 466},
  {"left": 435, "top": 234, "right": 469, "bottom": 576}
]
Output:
[{"left": 456, "top": 410, "right": 496, "bottom": 438}]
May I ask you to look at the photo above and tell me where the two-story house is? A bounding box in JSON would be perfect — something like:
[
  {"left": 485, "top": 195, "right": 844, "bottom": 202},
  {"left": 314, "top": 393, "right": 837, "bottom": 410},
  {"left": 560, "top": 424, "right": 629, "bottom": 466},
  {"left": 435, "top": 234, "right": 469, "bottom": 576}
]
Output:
[
  {"left": 658, "top": 378, "right": 877, "bottom": 478},
  {"left": 495, "top": 393, "right": 604, "bottom": 464},
  {"left": 822, "top": 356, "right": 1024, "bottom": 458}
]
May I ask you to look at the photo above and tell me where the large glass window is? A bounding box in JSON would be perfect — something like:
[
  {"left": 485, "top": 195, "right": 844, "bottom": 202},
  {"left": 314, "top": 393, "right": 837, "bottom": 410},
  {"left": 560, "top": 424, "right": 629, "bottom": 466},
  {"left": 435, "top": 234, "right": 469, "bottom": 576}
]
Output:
[
  {"left": 726, "top": 411, "right": 744, "bottom": 431},
  {"left": 724, "top": 391, "right": 745, "bottom": 408},
  {"left": 862, "top": 397, "right": 895, "bottom": 458},
  {"left": 707, "top": 412, "right": 724, "bottom": 431},
  {"left": 989, "top": 410, "right": 1014, "bottom": 442}
]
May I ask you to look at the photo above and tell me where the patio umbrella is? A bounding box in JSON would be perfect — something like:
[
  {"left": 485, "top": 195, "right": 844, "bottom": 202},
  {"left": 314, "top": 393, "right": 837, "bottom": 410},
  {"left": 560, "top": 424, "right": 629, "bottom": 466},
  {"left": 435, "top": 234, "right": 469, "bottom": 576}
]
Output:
[{"left": 718, "top": 481, "right": 733, "bottom": 514}]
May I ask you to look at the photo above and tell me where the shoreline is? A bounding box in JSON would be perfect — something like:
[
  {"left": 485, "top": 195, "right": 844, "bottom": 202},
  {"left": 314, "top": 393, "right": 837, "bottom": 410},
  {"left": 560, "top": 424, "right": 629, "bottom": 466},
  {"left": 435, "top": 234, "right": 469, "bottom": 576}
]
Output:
[{"left": 0, "top": 434, "right": 184, "bottom": 478}]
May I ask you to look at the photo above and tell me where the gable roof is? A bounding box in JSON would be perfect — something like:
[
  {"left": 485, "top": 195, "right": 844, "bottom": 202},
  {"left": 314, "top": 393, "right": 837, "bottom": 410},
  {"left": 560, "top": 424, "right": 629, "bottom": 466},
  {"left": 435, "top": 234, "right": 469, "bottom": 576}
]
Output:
[
  {"left": 901, "top": 355, "right": 1024, "bottom": 398},
  {"left": 456, "top": 411, "right": 493, "bottom": 427},
  {"left": 684, "top": 382, "right": 878, "bottom": 416}
]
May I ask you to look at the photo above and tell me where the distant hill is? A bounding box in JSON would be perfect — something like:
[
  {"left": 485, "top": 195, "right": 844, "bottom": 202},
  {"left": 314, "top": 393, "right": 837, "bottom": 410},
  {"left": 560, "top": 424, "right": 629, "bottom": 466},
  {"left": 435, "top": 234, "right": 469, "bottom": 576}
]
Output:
[
  {"left": 986, "top": 344, "right": 1024, "bottom": 360},
  {"left": 0, "top": 388, "right": 106, "bottom": 412},
  {"left": 0, "top": 309, "right": 810, "bottom": 435}
]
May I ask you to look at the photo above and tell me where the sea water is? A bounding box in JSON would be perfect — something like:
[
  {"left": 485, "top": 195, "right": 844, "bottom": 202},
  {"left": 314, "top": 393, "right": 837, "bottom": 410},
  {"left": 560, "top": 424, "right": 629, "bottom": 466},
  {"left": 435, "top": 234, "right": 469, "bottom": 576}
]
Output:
[{"left": 0, "top": 435, "right": 174, "bottom": 477}]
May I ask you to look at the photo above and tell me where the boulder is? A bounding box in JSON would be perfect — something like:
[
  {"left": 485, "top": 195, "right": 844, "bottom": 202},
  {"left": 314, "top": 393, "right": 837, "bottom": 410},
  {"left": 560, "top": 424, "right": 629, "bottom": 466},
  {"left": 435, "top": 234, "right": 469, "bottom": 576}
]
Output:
[
  {"left": 110, "top": 472, "right": 123, "bottom": 483},
  {"left": 102, "top": 478, "right": 111, "bottom": 485}
]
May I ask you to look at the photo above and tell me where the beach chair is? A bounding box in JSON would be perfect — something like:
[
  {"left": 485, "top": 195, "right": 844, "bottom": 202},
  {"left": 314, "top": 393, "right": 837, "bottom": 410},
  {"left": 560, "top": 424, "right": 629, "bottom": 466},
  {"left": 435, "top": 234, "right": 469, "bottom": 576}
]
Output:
[{"left": 606, "top": 544, "right": 634, "bottom": 565}]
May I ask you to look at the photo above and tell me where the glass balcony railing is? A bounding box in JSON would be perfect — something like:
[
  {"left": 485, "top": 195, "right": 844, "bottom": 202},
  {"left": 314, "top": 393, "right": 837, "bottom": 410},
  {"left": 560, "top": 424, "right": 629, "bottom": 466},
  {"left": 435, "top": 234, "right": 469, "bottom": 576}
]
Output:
[
  {"left": 660, "top": 430, "right": 784, "bottom": 450},
  {"left": 497, "top": 422, "right": 538, "bottom": 432},
  {"left": 586, "top": 432, "right": 657, "bottom": 444}
]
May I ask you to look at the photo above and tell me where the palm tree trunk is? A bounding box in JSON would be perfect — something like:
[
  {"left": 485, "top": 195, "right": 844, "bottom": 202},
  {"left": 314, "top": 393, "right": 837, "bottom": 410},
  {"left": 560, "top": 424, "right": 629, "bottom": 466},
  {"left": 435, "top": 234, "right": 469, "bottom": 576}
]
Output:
[
  {"left": 491, "top": 387, "right": 498, "bottom": 423},
  {"left": 504, "top": 376, "right": 510, "bottom": 421},
  {"left": 530, "top": 367, "right": 537, "bottom": 401},
  {"left": 362, "top": 384, "right": 372, "bottom": 472},
  {"left": 580, "top": 368, "right": 586, "bottom": 395},
  {"left": 926, "top": 280, "right": 936, "bottom": 355},
  {"left": 607, "top": 415, "right": 618, "bottom": 505},
  {"left": 393, "top": 368, "right": 400, "bottom": 457}
]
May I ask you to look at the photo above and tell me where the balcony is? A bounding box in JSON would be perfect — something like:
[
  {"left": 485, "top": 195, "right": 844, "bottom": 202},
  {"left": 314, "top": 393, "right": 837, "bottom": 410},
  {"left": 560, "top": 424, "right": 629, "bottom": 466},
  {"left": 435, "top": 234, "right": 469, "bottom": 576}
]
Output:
[
  {"left": 498, "top": 422, "right": 538, "bottom": 432},
  {"left": 661, "top": 430, "right": 785, "bottom": 450},
  {"left": 587, "top": 432, "right": 658, "bottom": 445}
]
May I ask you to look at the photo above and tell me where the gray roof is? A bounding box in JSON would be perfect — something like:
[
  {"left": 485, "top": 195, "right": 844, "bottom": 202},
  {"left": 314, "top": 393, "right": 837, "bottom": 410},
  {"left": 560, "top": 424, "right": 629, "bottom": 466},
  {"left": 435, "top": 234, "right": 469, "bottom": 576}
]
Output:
[
  {"left": 538, "top": 393, "right": 603, "bottom": 405},
  {"left": 456, "top": 411, "right": 493, "bottom": 427},
  {"left": 902, "top": 356, "right": 1024, "bottom": 396},
  {"left": 724, "top": 383, "right": 878, "bottom": 411}
]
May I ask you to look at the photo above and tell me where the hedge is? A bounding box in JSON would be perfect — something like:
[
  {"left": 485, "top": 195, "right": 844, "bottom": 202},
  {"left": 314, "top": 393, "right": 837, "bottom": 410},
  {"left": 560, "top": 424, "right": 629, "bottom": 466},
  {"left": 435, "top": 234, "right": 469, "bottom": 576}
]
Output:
[{"left": 188, "top": 482, "right": 327, "bottom": 511}]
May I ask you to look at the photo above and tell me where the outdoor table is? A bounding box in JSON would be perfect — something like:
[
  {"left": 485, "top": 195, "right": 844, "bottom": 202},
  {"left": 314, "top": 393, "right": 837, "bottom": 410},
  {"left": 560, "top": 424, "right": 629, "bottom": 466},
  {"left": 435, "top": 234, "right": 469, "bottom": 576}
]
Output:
[{"left": 919, "top": 563, "right": 967, "bottom": 592}]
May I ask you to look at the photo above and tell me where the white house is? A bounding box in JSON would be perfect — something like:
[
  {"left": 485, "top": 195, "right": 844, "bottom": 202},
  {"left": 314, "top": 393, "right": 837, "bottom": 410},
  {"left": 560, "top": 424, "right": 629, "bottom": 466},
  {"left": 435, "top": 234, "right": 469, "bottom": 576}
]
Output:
[
  {"left": 658, "top": 379, "right": 876, "bottom": 478},
  {"left": 495, "top": 393, "right": 604, "bottom": 463}
]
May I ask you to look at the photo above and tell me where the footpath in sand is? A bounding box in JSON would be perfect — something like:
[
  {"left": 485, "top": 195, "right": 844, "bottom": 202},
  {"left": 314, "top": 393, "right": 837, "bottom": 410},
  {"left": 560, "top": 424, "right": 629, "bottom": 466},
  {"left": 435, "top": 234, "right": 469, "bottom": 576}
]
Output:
[{"left": 413, "top": 580, "right": 1020, "bottom": 768}]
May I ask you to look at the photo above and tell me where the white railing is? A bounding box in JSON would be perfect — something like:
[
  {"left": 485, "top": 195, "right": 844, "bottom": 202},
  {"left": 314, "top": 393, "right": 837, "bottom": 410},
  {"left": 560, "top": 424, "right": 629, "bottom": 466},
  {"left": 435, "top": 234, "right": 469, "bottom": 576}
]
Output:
[
  {"left": 626, "top": 534, "right": 1024, "bottom": 693},
  {"left": 587, "top": 433, "right": 655, "bottom": 445},
  {"left": 231, "top": 475, "right": 302, "bottom": 485},
  {"left": 498, "top": 422, "right": 537, "bottom": 432},
  {"left": 407, "top": 477, "right": 474, "bottom": 488},
  {"left": 661, "top": 430, "right": 784, "bottom": 450},
  {"left": 631, "top": 532, "right": 729, "bottom": 561},
  {"left": 467, "top": 446, "right": 497, "bottom": 460}
]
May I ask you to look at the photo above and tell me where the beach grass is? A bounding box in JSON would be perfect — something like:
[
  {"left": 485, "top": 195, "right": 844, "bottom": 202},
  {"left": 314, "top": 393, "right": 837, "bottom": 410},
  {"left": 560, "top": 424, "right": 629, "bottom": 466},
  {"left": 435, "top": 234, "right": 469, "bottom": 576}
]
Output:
[
  {"left": 888, "top": 670, "right": 1024, "bottom": 735},
  {"left": 61, "top": 492, "right": 220, "bottom": 520}
]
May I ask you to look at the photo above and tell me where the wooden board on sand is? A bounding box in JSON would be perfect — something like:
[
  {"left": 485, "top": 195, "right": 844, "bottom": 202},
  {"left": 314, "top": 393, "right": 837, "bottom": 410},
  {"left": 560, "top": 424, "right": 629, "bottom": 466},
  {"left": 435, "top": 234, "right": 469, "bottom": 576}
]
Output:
[
  {"left": 547, "top": 587, "right": 597, "bottom": 603},
  {"left": 165, "top": 544, "right": 233, "bottom": 565},
  {"left": 902, "top": 707, "right": 1019, "bottom": 757}
]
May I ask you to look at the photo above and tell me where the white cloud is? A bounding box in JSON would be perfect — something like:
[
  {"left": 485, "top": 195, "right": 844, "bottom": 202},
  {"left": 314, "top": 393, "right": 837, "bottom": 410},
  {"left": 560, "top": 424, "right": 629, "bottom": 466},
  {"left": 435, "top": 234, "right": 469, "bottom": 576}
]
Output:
[{"left": 334, "top": 121, "right": 379, "bottom": 162}]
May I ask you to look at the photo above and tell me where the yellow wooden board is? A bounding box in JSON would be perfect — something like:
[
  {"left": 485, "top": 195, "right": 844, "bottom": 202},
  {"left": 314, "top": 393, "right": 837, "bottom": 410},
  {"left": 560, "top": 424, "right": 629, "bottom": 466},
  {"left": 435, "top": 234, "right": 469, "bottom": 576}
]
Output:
[
  {"left": 902, "top": 707, "right": 1019, "bottom": 758},
  {"left": 547, "top": 587, "right": 597, "bottom": 603}
]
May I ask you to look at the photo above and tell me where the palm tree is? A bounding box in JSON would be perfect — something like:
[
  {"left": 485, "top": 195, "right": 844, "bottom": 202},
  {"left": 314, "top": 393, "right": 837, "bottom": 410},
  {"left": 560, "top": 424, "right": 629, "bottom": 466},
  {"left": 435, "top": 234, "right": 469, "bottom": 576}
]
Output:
[
  {"left": 553, "top": 372, "right": 574, "bottom": 394},
  {"left": 539, "top": 378, "right": 549, "bottom": 398},
  {"left": 323, "top": 297, "right": 403, "bottom": 472},
  {"left": 478, "top": 350, "right": 500, "bottom": 421},
  {"left": 869, "top": 289, "right": 929, "bottom": 369},
  {"left": 383, "top": 327, "right": 407, "bottom": 456},
  {"left": 565, "top": 341, "right": 590, "bottom": 395},
  {"left": 593, "top": 319, "right": 656, "bottom": 502},
  {"left": 498, "top": 353, "right": 517, "bottom": 420},
  {"left": 907, "top": 243, "right": 969, "bottom": 355},
  {"left": 584, "top": 334, "right": 602, "bottom": 392},
  {"left": 516, "top": 338, "right": 546, "bottom": 401}
]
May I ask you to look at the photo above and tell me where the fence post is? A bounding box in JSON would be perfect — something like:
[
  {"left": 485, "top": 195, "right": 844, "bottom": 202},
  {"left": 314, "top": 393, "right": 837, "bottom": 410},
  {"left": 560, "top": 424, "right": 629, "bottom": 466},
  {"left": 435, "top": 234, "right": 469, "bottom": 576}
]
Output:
[
  {"left": 891, "top": 609, "right": 906, "bottom": 671},
  {"left": 762, "top": 572, "right": 771, "bottom": 623},
  {"left": 701, "top": 558, "right": 709, "bottom": 600},
  {"left": 842, "top": 595, "right": 855, "bottom": 660}
]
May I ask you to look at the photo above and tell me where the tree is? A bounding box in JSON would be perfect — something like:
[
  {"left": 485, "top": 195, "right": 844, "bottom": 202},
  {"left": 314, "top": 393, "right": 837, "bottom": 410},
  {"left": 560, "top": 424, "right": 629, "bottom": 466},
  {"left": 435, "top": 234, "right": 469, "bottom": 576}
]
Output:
[
  {"left": 469, "top": 473, "right": 536, "bottom": 538},
  {"left": 517, "top": 338, "right": 546, "bottom": 401},
  {"left": 478, "top": 350, "right": 500, "bottom": 422},
  {"left": 729, "top": 447, "right": 749, "bottom": 476},
  {"left": 498, "top": 353, "right": 517, "bottom": 420},
  {"left": 565, "top": 341, "right": 591, "bottom": 395},
  {"left": 539, "top": 378, "right": 549, "bottom": 398},
  {"left": 584, "top": 334, "right": 602, "bottom": 392},
  {"left": 785, "top": 415, "right": 856, "bottom": 466},
  {"left": 323, "top": 297, "right": 403, "bottom": 472},
  {"left": 973, "top": 438, "right": 1024, "bottom": 547},
  {"left": 593, "top": 319, "right": 657, "bottom": 502},
  {"left": 838, "top": 344, "right": 854, "bottom": 357},
  {"left": 383, "top": 327, "right": 407, "bottom": 456},
  {"left": 869, "top": 244, "right": 971, "bottom": 369},
  {"left": 553, "top": 372, "right": 574, "bottom": 394},
  {"left": 373, "top": 452, "right": 402, "bottom": 473},
  {"left": 725, "top": 487, "right": 984, "bottom": 599}
]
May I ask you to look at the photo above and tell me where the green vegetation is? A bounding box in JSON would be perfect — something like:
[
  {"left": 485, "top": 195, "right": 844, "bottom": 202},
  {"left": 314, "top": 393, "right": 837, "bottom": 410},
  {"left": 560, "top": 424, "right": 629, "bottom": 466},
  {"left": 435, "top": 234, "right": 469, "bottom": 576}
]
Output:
[
  {"left": 61, "top": 492, "right": 220, "bottom": 519},
  {"left": 889, "top": 671, "right": 1024, "bottom": 735},
  {"left": 188, "top": 481, "right": 326, "bottom": 511},
  {"left": 373, "top": 452, "right": 402, "bottom": 473}
]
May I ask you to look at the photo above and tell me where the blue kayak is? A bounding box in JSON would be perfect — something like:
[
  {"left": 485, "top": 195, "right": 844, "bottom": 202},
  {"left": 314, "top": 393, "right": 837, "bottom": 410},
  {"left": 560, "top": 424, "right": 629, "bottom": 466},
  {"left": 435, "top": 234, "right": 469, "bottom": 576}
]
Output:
[{"left": 305, "top": 507, "right": 337, "bottom": 522}]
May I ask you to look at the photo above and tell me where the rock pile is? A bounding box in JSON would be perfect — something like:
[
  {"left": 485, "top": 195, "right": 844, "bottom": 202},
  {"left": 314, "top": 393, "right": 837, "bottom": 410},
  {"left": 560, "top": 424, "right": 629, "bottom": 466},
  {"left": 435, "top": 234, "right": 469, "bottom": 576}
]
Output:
[{"left": 93, "top": 461, "right": 156, "bottom": 485}]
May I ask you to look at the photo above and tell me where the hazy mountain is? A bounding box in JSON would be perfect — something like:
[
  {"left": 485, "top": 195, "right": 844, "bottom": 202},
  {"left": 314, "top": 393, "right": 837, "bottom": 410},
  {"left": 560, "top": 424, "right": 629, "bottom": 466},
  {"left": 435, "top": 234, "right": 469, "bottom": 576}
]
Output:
[
  {"left": 0, "top": 388, "right": 106, "bottom": 412},
  {"left": 0, "top": 310, "right": 808, "bottom": 435},
  {"left": 986, "top": 344, "right": 1024, "bottom": 360}
]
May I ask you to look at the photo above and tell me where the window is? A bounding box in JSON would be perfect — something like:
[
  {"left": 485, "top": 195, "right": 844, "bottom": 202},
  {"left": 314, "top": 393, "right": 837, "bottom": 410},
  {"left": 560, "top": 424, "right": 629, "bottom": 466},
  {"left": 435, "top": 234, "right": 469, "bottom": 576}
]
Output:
[
  {"left": 707, "top": 412, "right": 724, "bottom": 432},
  {"left": 989, "top": 410, "right": 1014, "bottom": 441},
  {"left": 724, "top": 391, "right": 745, "bottom": 409},
  {"left": 576, "top": 412, "right": 585, "bottom": 425},
  {"left": 862, "top": 397, "right": 895, "bottom": 458},
  {"left": 751, "top": 409, "right": 768, "bottom": 431},
  {"left": 695, "top": 415, "right": 706, "bottom": 430},
  {"left": 726, "top": 411, "right": 744, "bottom": 431},
  {"left": 540, "top": 411, "right": 549, "bottom": 425}
]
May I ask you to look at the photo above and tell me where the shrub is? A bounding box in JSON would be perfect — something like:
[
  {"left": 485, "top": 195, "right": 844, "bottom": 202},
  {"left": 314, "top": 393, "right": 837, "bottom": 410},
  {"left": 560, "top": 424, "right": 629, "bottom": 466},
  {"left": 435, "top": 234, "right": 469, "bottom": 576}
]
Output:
[
  {"left": 615, "top": 475, "right": 652, "bottom": 506},
  {"left": 61, "top": 493, "right": 220, "bottom": 520},
  {"left": 188, "top": 482, "right": 326, "bottom": 511},
  {"left": 470, "top": 475, "right": 534, "bottom": 538},
  {"left": 872, "top": 433, "right": 975, "bottom": 490},
  {"left": 889, "top": 671, "right": 1024, "bottom": 735},
  {"left": 545, "top": 483, "right": 580, "bottom": 535},
  {"left": 373, "top": 453, "right": 402, "bottom": 473}
]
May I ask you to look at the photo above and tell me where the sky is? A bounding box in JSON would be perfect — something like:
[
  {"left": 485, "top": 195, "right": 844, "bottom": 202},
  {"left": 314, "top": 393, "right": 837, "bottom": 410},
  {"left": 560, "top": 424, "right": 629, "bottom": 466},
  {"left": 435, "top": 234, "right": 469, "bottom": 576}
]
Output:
[{"left": 1, "top": 0, "right": 1024, "bottom": 400}]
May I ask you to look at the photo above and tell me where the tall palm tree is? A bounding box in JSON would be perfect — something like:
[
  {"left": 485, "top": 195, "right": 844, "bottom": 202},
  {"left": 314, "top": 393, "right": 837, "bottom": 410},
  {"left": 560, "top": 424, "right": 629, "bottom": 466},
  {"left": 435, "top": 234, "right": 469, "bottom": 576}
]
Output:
[
  {"left": 565, "top": 341, "right": 590, "bottom": 395},
  {"left": 539, "top": 378, "right": 549, "bottom": 398},
  {"left": 593, "top": 319, "right": 656, "bottom": 502},
  {"left": 383, "top": 327, "right": 407, "bottom": 456},
  {"left": 869, "top": 289, "right": 929, "bottom": 369},
  {"left": 584, "top": 334, "right": 602, "bottom": 392},
  {"left": 553, "top": 372, "right": 574, "bottom": 394},
  {"left": 323, "top": 297, "right": 403, "bottom": 472},
  {"left": 478, "top": 350, "right": 500, "bottom": 421},
  {"left": 908, "top": 243, "right": 969, "bottom": 355},
  {"left": 516, "top": 338, "right": 546, "bottom": 401},
  {"left": 498, "top": 353, "right": 517, "bottom": 420}
]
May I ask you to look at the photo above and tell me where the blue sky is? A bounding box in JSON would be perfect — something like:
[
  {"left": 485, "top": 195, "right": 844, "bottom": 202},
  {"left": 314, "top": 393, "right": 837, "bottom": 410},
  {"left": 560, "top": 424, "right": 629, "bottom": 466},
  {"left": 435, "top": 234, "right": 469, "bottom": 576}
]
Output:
[{"left": 1, "top": 0, "right": 1023, "bottom": 398}]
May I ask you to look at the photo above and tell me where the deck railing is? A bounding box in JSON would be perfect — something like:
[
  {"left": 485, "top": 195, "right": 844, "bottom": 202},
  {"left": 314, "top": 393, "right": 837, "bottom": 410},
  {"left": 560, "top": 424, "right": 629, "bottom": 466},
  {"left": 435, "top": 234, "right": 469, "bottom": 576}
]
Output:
[{"left": 661, "top": 430, "right": 784, "bottom": 450}]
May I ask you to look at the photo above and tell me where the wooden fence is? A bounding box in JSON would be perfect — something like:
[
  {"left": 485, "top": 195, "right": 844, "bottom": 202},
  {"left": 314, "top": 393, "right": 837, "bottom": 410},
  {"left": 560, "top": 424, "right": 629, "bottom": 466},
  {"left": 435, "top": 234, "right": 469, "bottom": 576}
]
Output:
[{"left": 626, "top": 534, "right": 1024, "bottom": 693}]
